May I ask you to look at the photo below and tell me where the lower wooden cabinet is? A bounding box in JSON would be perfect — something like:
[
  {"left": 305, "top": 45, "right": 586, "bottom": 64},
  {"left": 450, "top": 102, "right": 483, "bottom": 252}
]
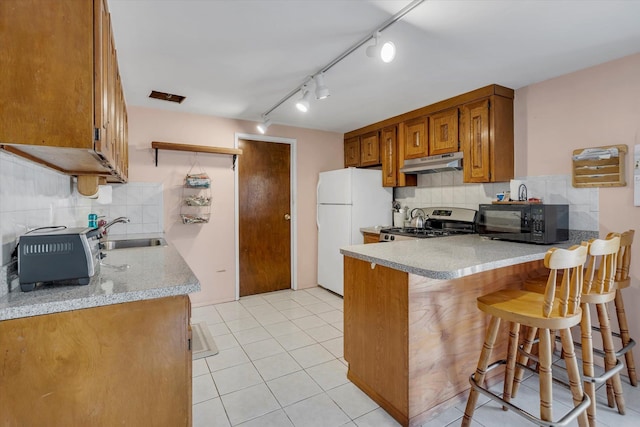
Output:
[
  {"left": 363, "top": 232, "right": 380, "bottom": 244},
  {"left": 0, "top": 296, "right": 192, "bottom": 426}
]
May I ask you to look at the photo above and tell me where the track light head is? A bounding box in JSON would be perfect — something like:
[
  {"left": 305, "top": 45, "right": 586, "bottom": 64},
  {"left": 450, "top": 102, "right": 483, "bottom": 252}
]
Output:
[
  {"left": 366, "top": 31, "right": 396, "bottom": 63},
  {"left": 296, "top": 88, "right": 313, "bottom": 112},
  {"left": 314, "top": 73, "right": 330, "bottom": 100},
  {"left": 256, "top": 117, "right": 271, "bottom": 134}
]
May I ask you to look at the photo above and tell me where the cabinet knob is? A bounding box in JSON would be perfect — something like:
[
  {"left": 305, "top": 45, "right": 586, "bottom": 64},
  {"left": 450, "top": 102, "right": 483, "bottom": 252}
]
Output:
[{"left": 284, "top": 214, "right": 291, "bottom": 220}]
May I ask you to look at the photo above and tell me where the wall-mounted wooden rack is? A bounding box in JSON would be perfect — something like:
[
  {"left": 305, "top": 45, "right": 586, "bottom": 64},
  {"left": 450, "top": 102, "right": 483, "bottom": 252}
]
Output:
[
  {"left": 572, "top": 144, "right": 627, "bottom": 188},
  {"left": 151, "top": 141, "right": 242, "bottom": 169}
]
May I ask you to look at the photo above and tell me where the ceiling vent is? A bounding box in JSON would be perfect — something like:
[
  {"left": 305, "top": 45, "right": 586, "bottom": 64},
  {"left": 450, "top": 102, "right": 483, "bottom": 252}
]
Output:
[{"left": 149, "top": 90, "right": 186, "bottom": 104}]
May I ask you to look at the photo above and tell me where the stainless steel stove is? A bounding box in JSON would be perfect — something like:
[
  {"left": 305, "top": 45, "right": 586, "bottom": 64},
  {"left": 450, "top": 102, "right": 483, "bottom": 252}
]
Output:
[{"left": 379, "top": 207, "right": 477, "bottom": 242}]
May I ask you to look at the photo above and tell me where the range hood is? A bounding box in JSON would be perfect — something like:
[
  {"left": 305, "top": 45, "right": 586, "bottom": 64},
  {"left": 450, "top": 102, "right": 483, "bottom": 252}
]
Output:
[{"left": 400, "top": 151, "right": 463, "bottom": 174}]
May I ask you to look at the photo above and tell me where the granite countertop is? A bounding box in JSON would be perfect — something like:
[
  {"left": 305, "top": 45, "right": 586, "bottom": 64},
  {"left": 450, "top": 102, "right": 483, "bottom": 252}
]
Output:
[
  {"left": 340, "top": 232, "right": 597, "bottom": 280},
  {"left": 0, "top": 234, "right": 200, "bottom": 321}
]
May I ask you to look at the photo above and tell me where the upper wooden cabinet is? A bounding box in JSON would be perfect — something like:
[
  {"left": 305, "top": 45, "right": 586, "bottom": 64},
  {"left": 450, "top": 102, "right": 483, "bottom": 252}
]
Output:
[
  {"left": 428, "top": 108, "right": 459, "bottom": 155},
  {"left": 381, "top": 125, "right": 417, "bottom": 188},
  {"left": 403, "top": 117, "right": 429, "bottom": 159},
  {"left": 460, "top": 95, "right": 514, "bottom": 183},
  {"left": 0, "top": 0, "right": 128, "bottom": 195},
  {"left": 344, "top": 136, "right": 361, "bottom": 167},
  {"left": 343, "top": 84, "right": 514, "bottom": 185},
  {"left": 360, "top": 131, "right": 380, "bottom": 166}
]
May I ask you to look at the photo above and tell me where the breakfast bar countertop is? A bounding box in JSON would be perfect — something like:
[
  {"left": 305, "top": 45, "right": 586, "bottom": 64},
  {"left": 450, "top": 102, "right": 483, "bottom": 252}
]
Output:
[
  {"left": 340, "top": 231, "right": 598, "bottom": 280},
  {"left": 0, "top": 235, "right": 200, "bottom": 321}
]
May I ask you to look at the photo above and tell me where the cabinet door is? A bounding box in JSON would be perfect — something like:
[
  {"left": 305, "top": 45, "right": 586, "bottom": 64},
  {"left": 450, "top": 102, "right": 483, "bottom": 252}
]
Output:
[
  {"left": 381, "top": 126, "right": 397, "bottom": 187},
  {"left": 429, "top": 108, "right": 459, "bottom": 155},
  {"left": 403, "top": 117, "right": 428, "bottom": 159},
  {"left": 344, "top": 137, "right": 360, "bottom": 167},
  {"left": 360, "top": 131, "right": 380, "bottom": 166},
  {"left": 461, "top": 99, "right": 490, "bottom": 182},
  {"left": 0, "top": 296, "right": 191, "bottom": 425}
]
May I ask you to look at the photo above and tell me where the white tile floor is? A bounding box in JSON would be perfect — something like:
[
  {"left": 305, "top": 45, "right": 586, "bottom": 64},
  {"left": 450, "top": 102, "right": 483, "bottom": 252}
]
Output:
[{"left": 191, "top": 287, "right": 640, "bottom": 427}]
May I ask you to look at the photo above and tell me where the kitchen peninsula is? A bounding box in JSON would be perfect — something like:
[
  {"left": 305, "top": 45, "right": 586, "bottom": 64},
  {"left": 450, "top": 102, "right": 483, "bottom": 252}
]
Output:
[
  {"left": 0, "top": 239, "right": 199, "bottom": 426},
  {"left": 340, "top": 233, "right": 595, "bottom": 427}
]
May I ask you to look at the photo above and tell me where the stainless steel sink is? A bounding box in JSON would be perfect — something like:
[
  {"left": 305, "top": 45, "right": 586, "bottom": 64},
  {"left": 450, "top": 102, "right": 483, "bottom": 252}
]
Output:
[{"left": 102, "top": 238, "right": 167, "bottom": 250}]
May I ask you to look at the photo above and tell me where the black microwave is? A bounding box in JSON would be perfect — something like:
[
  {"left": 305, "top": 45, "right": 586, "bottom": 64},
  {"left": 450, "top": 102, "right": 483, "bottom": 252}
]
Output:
[{"left": 477, "top": 204, "right": 569, "bottom": 244}]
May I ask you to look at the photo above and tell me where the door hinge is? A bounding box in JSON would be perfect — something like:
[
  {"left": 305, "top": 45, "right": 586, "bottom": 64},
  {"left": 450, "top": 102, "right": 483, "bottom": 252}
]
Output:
[
  {"left": 188, "top": 337, "right": 192, "bottom": 351},
  {"left": 94, "top": 127, "right": 100, "bottom": 141}
]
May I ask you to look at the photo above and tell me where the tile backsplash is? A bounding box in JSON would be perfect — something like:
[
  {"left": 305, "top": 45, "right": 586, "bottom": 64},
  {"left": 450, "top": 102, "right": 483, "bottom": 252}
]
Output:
[
  {"left": 394, "top": 170, "right": 598, "bottom": 231},
  {"left": 0, "top": 151, "right": 163, "bottom": 267}
]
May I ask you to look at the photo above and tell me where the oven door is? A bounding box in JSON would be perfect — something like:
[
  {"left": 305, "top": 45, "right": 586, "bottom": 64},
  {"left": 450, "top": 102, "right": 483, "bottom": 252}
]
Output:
[{"left": 477, "top": 204, "right": 532, "bottom": 242}]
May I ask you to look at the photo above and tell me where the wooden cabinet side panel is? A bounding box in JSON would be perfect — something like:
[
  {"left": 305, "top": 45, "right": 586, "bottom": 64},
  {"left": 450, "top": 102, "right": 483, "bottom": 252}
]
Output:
[
  {"left": 490, "top": 95, "right": 514, "bottom": 182},
  {"left": 344, "top": 257, "right": 409, "bottom": 416},
  {"left": 406, "top": 261, "right": 547, "bottom": 420},
  {"left": 0, "top": 0, "right": 94, "bottom": 149},
  {"left": 0, "top": 296, "right": 191, "bottom": 426}
]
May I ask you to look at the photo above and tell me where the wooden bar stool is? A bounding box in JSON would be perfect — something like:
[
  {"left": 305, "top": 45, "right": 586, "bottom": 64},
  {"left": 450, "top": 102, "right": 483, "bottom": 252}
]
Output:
[
  {"left": 514, "top": 235, "right": 625, "bottom": 426},
  {"left": 610, "top": 230, "right": 636, "bottom": 387},
  {"left": 462, "top": 242, "right": 590, "bottom": 427},
  {"left": 579, "top": 234, "right": 625, "bottom": 424}
]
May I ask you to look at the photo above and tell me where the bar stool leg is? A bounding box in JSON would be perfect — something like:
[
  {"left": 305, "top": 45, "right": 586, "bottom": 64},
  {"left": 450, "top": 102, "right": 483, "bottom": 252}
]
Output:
[
  {"left": 463, "top": 316, "right": 501, "bottom": 427},
  {"left": 503, "top": 322, "right": 520, "bottom": 408},
  {"left": 614, "top": 290, "right": 638, "bottom": 386},
  {"left": 539, "top": 328, "right": 554, "bottom": 422},
  {"left": 512, "top": 326, "right": 538, "bottom": 399},
  {"left": 581, "top": 303, "right": 597, "bottom": 427},
  {"left": 559, "top": 328, "right": 589, "bottom": 427},
  {"left": 597, "top": 302, "right": 626, "bottom": 414}
]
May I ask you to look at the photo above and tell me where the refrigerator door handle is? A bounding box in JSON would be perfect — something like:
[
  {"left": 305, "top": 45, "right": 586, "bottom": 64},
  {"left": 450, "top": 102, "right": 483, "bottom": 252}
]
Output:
[{"left": 316, "top": 178, "right": 321, "bottom": 229}]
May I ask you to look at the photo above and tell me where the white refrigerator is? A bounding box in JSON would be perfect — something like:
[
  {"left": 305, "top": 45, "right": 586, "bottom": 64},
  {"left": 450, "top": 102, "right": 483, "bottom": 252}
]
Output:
[{"left": 317, "top": 168, "right": 392, "bottom": 296}]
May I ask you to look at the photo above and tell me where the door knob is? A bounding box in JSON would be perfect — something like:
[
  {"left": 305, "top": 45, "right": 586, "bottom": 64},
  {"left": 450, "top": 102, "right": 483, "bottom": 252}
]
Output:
[{"left": 284, "top": 214, "right": 291, "bottom": 220}]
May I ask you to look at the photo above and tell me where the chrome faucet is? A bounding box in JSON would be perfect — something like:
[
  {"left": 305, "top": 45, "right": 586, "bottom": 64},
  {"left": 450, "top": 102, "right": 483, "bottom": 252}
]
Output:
[{"left": 101, "top": 216, "right": 130, "bottom": 234}]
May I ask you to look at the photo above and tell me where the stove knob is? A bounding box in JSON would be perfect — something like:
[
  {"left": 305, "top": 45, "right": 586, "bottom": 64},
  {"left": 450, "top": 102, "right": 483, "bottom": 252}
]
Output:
[{"left": 390, "top": 235, "right": 395, "bottom": 241}]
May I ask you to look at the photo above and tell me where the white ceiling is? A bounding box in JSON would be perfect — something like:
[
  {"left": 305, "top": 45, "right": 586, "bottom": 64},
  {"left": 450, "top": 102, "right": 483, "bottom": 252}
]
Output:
[{"left": 108, "top": 0, "right": 640, "bottom": 134}]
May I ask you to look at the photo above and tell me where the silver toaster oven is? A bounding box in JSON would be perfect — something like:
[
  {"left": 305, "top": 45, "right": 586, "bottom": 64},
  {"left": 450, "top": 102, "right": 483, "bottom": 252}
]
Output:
[{"left": 18, "top": 227, "right": 103, "bottom": 292}]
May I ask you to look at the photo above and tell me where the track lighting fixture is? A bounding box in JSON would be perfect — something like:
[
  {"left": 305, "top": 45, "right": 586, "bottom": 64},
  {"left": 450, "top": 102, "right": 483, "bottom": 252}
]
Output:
[
  {"left": 295, "top": 87, "right": 313, "bottom": 112},
  {"left": 256, "top": 0, "right": 424, "bottom": 124},
  {"left": 256, "top": 117, "right": 271, "bottom": 134},
  {"left": 314, "top": 73, "right": 330, "bottom": 100},
  {"left": 366, "top": 31, "right": 396, "bottom": 63}
]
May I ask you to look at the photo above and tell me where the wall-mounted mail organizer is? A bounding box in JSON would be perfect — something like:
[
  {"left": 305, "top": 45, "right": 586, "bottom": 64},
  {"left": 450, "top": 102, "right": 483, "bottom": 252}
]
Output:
[{"left": 572, "top": 144, "right": 627, "bottom": 187}]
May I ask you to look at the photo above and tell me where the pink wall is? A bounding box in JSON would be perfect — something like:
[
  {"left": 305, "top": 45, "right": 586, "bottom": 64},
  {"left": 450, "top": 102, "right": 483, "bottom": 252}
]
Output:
[
  {"left": 127, "top": 107, "right": 343, "bottom": 306},
  {"left": 514, "top": 52, "right": 640, "bottom": 331}
]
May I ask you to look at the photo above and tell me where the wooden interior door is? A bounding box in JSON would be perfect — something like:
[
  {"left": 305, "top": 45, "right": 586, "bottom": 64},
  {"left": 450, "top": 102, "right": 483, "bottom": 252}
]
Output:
[{"left": 238, "top": 139, "right": 291, "bottom": 296}]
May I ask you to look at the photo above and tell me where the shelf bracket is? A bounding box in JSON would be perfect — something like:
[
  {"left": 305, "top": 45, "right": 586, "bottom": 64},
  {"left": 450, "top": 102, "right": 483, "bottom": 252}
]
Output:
[
  {"left": 232, "top": 154, "right": 237, "bottom": 170},
  {"left": 154, "top": 147, "right": 159, "bottom": 167}
]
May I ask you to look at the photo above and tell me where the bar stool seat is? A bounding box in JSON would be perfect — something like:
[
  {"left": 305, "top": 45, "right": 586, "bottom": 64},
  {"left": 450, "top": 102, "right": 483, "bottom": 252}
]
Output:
[{"left": 462, "top": 242, "right": 590, "bottom": 427}]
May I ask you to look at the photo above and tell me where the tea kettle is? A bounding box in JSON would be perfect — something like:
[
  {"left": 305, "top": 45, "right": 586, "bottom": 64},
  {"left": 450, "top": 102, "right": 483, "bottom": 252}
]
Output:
[{"left": 409, "top": 208, "right": 426, "bottom": 228}]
